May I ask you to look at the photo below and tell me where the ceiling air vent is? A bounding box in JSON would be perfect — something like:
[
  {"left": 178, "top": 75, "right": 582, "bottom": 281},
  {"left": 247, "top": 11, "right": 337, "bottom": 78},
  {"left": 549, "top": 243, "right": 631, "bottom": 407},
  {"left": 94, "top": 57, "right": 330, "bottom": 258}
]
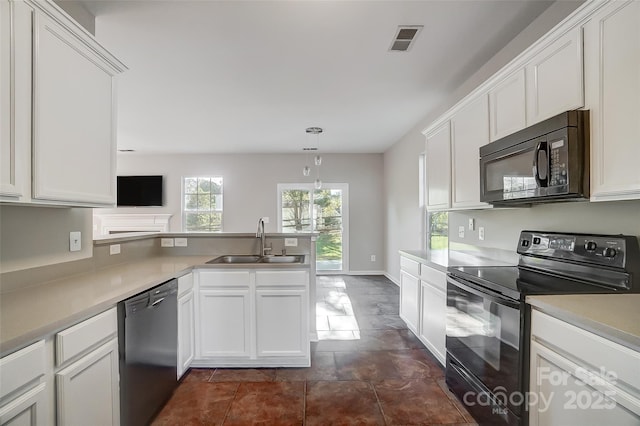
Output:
[{"left": 389, "top": 25, "right": 423, "bottom": 52}]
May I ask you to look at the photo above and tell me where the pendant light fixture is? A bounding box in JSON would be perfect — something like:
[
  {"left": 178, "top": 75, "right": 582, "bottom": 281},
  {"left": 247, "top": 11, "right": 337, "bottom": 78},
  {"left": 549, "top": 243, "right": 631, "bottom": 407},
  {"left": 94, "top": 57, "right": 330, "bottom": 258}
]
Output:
[{"left": 304, "top": 127, "right": 323, "bottom": 189}]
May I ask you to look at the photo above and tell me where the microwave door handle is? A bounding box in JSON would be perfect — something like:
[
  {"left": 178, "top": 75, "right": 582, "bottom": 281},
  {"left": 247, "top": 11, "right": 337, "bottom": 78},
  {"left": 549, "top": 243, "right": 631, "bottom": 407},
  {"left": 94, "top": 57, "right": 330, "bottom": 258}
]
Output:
[{"left": 533, "top": 141, "right": 548, "bottom": 187}]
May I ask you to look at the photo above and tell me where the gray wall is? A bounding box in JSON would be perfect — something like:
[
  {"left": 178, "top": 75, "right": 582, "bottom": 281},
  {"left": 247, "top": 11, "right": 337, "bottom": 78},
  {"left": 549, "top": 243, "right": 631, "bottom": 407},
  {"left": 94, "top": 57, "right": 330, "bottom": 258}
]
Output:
[
  {"left": 383, "top": 1, "right": 584, "bottom": 282},
  {"left": 450, "top": 201, "right": 640, "bottom": 252},
  {"left": 0, "top": 205, "right": 93, "bottom": 273},
  {"left": 96, "top": 153, "right": 385, "bottom": 273}
]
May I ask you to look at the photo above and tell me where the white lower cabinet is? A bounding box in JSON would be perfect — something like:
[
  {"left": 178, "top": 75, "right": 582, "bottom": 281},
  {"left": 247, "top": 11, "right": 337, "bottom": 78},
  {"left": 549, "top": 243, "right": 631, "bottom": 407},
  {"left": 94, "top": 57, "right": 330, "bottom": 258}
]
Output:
[
  {"left": 54, "top": 307, "right": 119, "bottom": 426},
  {"left": 0, "top": 340, "right": 49, "bottom": 426},
  {"left": 419, "top": 267, "right": 446, "bottom": 366},
  {"left": 399, "top": 270, "right": 420, "bottom": 335},
  {"left": 55, "top": 339, "right": 119, "bottom": 426},
  {"left": 198, "top": 288, "right": 252, "bottom": 358},
  {"left": 0, "top": 382, "right": 47, "bottom": 426},
  {"left": 194, "top": 268, "right": 310, "bottom": 367},
  {"left": 529, "top": 309, "right": 640, "bottom": 425},
  {"left": 399, "top": 255, "right": 447, "bottom": 366},
  {"left": 177, "top": 273, "right": 195, "bottom": 378}
]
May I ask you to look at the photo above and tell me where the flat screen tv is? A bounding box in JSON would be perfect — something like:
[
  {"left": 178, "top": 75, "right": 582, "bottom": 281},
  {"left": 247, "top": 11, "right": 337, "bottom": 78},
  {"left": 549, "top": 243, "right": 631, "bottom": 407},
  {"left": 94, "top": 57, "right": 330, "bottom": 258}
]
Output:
[{"left": 117, "top": 175, "right": 163, "bottom": 207}]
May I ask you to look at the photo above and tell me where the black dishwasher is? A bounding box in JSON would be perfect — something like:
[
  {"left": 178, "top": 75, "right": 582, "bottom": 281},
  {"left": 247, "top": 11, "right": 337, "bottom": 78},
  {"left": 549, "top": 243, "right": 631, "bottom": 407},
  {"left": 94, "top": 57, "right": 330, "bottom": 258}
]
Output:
[{"left": 118, "top": 279, "right": 178, "bottom": 426}]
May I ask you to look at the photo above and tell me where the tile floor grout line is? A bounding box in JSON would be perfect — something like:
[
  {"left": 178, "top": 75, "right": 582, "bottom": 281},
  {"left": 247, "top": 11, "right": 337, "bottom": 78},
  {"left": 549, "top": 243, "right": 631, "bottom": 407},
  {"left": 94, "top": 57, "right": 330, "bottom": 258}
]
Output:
[
  {"left": 369, "top": 379, "right": 389, "bottom": 426},
  {"left": 220, "top": 379, "right": 241, "bottom": 425}
]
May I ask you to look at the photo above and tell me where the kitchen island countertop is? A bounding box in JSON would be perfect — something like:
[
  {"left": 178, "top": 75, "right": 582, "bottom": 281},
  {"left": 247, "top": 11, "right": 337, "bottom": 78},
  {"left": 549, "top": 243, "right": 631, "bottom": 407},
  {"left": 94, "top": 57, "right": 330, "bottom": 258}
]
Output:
[{"left": 0, "top": 255, "right": 310, "bottom": 356}]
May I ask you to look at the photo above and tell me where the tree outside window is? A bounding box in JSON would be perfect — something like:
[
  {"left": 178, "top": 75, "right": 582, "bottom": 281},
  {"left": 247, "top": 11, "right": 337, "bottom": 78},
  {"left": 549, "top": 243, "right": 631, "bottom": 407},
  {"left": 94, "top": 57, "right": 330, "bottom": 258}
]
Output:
[{"left": 183, "top": 177, "right": 223, "bottom": 231}]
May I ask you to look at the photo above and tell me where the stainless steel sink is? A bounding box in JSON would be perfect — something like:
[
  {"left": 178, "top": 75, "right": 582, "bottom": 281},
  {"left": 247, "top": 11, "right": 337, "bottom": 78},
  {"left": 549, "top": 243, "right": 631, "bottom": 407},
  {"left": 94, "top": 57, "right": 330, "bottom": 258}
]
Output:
[
  {"left": 206, "top": 255, "right": 262, "bottom": 264},
  {"left": 259, "top": 255, "right": 305, "bottom": 264},
  {"left": 206, "top": 254, "right": 305, "bottom": 264}
]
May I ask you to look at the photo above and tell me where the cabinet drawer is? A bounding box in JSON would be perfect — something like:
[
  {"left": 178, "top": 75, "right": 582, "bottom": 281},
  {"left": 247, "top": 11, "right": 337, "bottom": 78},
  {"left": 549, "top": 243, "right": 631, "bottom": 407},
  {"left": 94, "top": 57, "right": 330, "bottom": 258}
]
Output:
[
  {"left": 531, "top": 310, "right": 640, "bottom": 392},
  {"left": 255, "top": 270, "right": 308, "bottom": 286},
  {"left": 178, "top": 273, "right": 194, "bottom": 296},
  {"left": 400, "top": 256, "right": 420, "bottom": 277},
  {"left": 0, "top": 340, "right": 46, "bottom": 401},
  {"left": 198, "top": 270, "right": 251, "bottom": 287},
  {"left": 56, "top": 307, "right": 117, "bottom": 366},
  {"left": 419, "top": 265, "right": 445, "bottom": 289}
]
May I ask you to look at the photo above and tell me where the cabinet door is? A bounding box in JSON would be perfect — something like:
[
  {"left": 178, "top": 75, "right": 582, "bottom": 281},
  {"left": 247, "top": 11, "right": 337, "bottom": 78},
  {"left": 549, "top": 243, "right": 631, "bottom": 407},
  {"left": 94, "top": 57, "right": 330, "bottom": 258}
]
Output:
[
  {"left": 530, "top": 341, "right": 640, "bottom": 426},
  {"left": 56, "top": 338, "right": 119, "bottom": 426},
  {"left": 489, "top": 69, "right": 526, "bottom": 141},
  {"left": 425, "top": 121, "right": 451, "bottom": 210},
  {"left": 0, "top": 383, "right": 48, "bottom": 426},
  {"left": 585, "top": 0, "right": 640, "bottom": 201},
  {"left": 399, "top": 270, "right": 420, "bottom": 335},
  {"left": 177, "top": 291, "right": 195, "bottom": 378},
  {"left": 526, "top": 26, "right": 584, "bottom": 125},
  {"left": 451, "top": 94, "right": 490, "bottom": 209},
  {"left": 256, "top": 288, "right": 308, "bottom": 358},
  {"left": 31, "top": 10, "right": 117, "bottom": 206},
  {"left": 419, "top": 277, "right": 446, "bottom": 366},
  {"left": 198, "top": 289, "right": 251, "bottom": 358},
  {"left": 0, "top": 0, "right": 29, "bottom": 200}
]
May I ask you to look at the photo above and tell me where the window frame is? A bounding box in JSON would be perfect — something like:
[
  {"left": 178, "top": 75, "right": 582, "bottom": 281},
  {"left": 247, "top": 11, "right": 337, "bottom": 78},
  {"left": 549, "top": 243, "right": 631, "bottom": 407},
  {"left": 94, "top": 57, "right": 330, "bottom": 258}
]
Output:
[{"left": 182, "top": 176, "right": 224, "bottom": 232}]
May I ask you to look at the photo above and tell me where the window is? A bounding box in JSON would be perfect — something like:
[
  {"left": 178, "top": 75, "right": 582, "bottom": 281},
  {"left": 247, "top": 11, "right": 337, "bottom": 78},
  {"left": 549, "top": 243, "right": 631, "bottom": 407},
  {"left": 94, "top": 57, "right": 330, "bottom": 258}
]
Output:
[
  {"left": 427, "top": 211, "right": 448, "bottom": 253},
  {"left": 183, "top": 177, "right": 223, "bottom": 231}
]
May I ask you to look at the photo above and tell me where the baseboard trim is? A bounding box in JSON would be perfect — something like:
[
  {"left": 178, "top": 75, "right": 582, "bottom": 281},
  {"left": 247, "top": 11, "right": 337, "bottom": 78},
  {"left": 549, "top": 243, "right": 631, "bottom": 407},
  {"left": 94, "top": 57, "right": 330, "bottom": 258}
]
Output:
[
  {"left": 385, "top": 272, "right": 400, "bottom": 286},
  {"left": 347, "top": 270, "right": 386, "bottom": 276}
]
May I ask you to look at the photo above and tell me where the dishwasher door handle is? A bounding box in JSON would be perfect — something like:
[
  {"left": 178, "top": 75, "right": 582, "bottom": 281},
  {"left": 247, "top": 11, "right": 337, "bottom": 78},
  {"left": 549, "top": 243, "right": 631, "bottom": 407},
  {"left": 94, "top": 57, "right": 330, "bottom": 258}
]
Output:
[{"left": 150, "top": 297, "right": 165, "bottom": 307}]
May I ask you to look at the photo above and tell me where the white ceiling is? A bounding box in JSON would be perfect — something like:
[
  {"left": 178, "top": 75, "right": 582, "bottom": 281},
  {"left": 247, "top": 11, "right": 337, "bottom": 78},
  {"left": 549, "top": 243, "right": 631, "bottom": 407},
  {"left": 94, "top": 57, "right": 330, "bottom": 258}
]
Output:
[{"left": 83, "top": 0, "right": 556, "bottom": 154}]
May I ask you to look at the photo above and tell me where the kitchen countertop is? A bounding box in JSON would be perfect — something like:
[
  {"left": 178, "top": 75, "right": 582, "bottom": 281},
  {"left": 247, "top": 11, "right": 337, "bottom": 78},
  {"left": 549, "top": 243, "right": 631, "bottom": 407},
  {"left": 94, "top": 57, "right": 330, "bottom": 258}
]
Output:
[
  {"left": 527, "top": 294, "right": 640, "bottom": 352},
  {"left": 0, "top": 255, "right": 310, "bottom": 356},
  {"left": 399, "top": 249, "right": 448, "bottom": 271}
]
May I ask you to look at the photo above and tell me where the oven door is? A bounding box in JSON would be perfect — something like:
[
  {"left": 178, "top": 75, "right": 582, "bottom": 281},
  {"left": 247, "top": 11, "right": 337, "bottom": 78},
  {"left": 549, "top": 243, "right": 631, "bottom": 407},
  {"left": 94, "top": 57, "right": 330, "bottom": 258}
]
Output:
[{"left": 446, "top": 276, "right": 524, "bottom": 424}]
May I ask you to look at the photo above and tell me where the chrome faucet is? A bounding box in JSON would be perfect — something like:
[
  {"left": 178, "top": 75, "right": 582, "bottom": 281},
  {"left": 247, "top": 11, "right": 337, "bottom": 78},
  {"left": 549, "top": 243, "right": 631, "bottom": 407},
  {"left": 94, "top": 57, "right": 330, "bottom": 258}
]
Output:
[{"left": 256, "top": 218, "right": 271, "bottom": 256}]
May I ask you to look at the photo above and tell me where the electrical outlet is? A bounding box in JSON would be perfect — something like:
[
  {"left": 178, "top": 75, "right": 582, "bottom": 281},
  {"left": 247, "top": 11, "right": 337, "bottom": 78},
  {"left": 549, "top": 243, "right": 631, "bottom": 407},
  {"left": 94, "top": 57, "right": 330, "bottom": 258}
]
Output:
[
  {"left": 458, "top": 226, "right": 465, "bottom": 238},
  {"left": 370, "top": 255, "right": 376, "bottom": 262},
  {"left": 174, "top": 238, "right": 188, "bottom": 247},
  {"left": 110, "top": 244, "right": 121, "bottom": 255},
  {"left": 285, "top": 238, "right": 298, "bottom": 247},
  {"left": 69, "top": 231, "right": 81, "bottom": 252},
  {"left": 479, "top": 227, "right": 485, "bottom": 241},
  {"left": 161, "top": 238, "right": 174, "bottom": 247},
  {"left": 262, "top": 216, "right": 270, "bottom": 224},
  {"left": 468, "top": 218, "right": 475, "bottom": 231}
]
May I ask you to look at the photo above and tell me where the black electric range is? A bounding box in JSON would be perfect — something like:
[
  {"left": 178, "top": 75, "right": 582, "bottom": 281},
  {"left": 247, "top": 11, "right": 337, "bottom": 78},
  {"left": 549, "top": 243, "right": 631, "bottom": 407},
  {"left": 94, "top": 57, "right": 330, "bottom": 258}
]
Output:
[{"left": 445, "top": 230, "right": 640, "bottom": 426}]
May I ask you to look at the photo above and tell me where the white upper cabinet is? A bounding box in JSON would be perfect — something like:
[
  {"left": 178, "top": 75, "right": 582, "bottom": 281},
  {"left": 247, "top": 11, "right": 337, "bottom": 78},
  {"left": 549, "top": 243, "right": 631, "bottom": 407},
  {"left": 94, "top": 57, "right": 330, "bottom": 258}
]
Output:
[
  {"left": 424, "top": 121, "right": 451, "bottom": 211},
  {"left": 1, "top": 0, "right": 125, "bottom": 206},
  {"left": 526, "top": 26, "right": 584, "bottom": 125},
  {"left": 451, "top": 94, "right": 490, "bottom": 209},
  {"left": 585, "top": 0, "right": 640, "bottom": 201},
  {"left": 0, "top": 0, "right": 29, "bottom": 200},
  {"left": 489, "top": 69, "right": 526, "bottom": 142}
]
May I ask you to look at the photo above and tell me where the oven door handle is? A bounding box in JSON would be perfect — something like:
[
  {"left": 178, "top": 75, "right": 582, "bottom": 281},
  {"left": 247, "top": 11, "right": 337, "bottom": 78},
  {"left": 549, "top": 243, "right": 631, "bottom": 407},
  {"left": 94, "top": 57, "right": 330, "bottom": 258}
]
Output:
[{"left": 447, "top": 277, "right": 520, "bottom": 309}]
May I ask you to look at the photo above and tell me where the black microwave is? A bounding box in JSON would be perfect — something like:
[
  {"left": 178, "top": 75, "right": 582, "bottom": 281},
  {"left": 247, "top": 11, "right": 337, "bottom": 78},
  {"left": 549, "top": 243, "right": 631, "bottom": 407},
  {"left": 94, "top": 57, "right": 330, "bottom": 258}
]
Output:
[{"left": 479, "top": 110, "right": 589, "bottom": 205}]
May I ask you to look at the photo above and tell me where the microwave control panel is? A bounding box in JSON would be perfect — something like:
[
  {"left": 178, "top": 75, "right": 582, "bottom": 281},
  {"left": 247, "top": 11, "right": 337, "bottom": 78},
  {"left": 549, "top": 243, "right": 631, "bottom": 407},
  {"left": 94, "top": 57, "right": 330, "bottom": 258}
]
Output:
[{"left": 549, "top": 138, "right": 567, "bottom": 187}]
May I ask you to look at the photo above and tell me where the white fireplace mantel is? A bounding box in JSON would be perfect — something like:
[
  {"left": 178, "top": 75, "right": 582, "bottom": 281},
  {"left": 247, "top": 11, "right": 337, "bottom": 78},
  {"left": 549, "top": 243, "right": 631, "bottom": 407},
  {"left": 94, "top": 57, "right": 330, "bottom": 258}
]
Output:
[{"left": 93, "top": 213, "right": 172, "bottom": 237}]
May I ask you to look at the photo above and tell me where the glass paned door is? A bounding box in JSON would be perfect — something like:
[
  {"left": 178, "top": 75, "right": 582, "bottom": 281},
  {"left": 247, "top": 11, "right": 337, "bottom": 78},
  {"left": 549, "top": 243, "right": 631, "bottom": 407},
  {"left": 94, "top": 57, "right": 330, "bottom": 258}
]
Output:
[{"left": 278, "top": 184, "right": 348, "bottom": 273}]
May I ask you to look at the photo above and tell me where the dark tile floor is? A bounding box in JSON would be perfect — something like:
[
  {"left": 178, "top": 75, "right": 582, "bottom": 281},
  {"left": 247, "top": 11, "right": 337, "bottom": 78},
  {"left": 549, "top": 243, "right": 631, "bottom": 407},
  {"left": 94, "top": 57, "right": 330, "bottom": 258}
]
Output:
[{"left": 153, "top": 275, "right": 477, "bottom": 425}]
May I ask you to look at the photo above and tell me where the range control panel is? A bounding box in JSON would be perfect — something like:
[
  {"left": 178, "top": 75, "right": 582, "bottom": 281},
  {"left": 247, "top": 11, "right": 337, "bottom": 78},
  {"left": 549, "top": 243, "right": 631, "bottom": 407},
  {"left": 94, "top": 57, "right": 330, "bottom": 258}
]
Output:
[{"left": 517, "top": 231, "right": 627, "bottom": 269}]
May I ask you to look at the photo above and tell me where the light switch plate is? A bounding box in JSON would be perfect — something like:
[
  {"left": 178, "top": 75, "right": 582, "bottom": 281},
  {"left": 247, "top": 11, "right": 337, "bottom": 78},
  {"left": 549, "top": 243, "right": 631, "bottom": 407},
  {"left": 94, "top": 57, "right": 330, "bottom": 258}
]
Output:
[
  {"left": 468, "top": 218, "right": 475, "bottom": 230},
  {"left": 284, "top": 238, "right": 298, "bottom": 247},
  {"left": 161, "top": 238, "right": 174, "bottom": 247},
  {"left": 110, "top": 244, "right": 121, "bottom": 255},
  {"left": 479, "top": 227, "right": 485, "bottom": 241},
  {"left": 458, "top": 226, "right": 465, "bottom": 238},
  {"left": 69, "top": 231, "right": 81, "bottom": 252},
  {"left": 262, "top": 216, "right": 270, "bottom": 224},
  {"left": 174, "top": 238, "right": 188, "bottom": 247}
]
